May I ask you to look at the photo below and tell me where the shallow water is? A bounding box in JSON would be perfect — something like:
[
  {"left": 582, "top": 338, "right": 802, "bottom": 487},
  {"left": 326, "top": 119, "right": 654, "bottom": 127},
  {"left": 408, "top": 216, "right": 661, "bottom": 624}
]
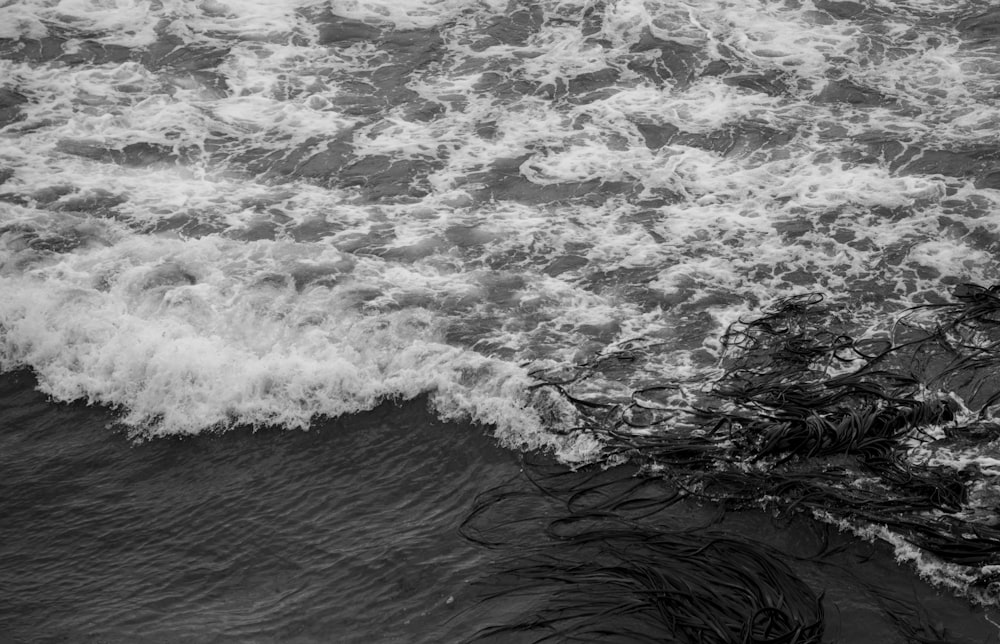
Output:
[
  {"left": 3, "top": 369, "right": 999, "bottom": 643},
  {"left": 1, "top": 370, "right": 513, "bottom": 642},
  {"left": 5, "top": 0, "right": 1000, "bottom": 641}
]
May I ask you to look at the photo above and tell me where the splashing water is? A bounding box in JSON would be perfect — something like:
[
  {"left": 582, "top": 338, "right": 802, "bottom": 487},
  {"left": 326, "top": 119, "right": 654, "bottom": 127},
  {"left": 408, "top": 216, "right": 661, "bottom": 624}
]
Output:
[{"left": 5, "top": 0, "right": 1000, "bottom": 638}]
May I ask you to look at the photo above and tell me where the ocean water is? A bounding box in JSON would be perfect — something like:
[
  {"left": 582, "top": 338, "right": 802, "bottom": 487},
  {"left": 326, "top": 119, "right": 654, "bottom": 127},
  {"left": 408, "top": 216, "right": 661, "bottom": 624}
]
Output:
[{"left": 4, "top": 0, "right": 1000, "bottom": 641}]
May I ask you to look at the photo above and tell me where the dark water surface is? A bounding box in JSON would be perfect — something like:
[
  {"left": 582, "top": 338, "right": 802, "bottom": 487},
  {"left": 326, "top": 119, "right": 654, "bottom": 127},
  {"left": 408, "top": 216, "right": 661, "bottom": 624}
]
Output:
[
  {"left": 1, "top": 370, "right": 517, "bottom": 643},
  {"left": 3, "top": 368, "right": 999, "bottom": 643}
]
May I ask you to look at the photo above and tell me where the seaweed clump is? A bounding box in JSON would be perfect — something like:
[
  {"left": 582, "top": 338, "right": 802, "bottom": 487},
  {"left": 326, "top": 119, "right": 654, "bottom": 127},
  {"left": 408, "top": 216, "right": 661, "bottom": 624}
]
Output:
[
  {"left": 461, "top": 464, "right": 825, "bottom": 643},
  {"left": 464, "top": 285, "right": 1000, "bottom": 642}
]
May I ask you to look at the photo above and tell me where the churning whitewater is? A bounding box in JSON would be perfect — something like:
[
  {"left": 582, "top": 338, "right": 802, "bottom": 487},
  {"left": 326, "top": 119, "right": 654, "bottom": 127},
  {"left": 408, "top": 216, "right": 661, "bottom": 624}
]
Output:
[{"left": 4, "top": 0, "right": 1000, "bottom": 636}]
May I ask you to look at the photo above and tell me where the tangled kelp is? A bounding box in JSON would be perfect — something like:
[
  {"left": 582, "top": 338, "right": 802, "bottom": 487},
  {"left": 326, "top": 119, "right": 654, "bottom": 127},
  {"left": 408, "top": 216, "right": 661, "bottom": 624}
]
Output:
[
  {"left": 599, "top": 286, "right": 1000, "bottom": 567},
  {"left": 467, "top": 286, "right": 1000, "bottom": 641},
  {"left": 461, "top": 463, "right": 825, "bottom": 644}
]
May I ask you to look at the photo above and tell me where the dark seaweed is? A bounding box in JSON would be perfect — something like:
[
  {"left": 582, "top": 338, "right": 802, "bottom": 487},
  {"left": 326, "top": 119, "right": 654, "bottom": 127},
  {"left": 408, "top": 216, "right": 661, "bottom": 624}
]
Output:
[
  {"left": 465, "top": 285, "right": 1000, "bottom": 642},
  {"left": 461, "top": 465, "right": 823, "bottom": 643}
]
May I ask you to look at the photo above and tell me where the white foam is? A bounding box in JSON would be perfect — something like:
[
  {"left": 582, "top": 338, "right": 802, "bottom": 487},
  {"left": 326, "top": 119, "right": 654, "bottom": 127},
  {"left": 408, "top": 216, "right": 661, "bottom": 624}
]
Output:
[
  {"left": 813, "top": 508, "right": 999, "bottom": 603},
  {"left": 327, "top": 0, "right": 483, "bottom": 30},
  {"left": 3, "top": 0, "right": 1000, "bottom": 476},
  {"left": 0, "top": 234, "right": 605, "bottom": 460},
  {"left": 0, "top": 4, "right": 48, "bottom": 40}
]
